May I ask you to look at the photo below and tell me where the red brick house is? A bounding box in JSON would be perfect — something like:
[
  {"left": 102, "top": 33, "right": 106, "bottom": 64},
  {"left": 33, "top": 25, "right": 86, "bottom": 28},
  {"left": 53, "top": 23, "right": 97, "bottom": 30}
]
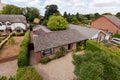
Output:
[{"left": 91, "top": 15, "right": 120, "bottom": 34}]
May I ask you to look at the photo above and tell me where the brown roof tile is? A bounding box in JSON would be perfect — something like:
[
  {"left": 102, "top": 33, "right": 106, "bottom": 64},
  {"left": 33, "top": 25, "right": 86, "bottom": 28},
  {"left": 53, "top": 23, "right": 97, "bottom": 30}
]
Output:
[{"left": 33, "top": 29, "right": 87, "bottom": 52}]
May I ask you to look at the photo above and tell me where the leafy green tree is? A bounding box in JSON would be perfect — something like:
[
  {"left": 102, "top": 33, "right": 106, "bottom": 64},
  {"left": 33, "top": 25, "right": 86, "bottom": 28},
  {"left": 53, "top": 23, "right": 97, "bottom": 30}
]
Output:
[
  {"left": 94, "top": 13, "right": 100, "bottom": 19},
  {"left": 47, "top": 16, "right": 68, "bottom": 30},
  {"left": 1, "top": 5, "right": 23, "bottom": 14},
  {"left": 23, "top": 7, "right": 40, "bottom": 22},
  {"left": 44, "top": 4, "right": 60, "bottom": 19},
  {"left": 63, "top": 11, "right": 67, "bottom": 18},
  {"left": 102, "top": 13, "right": 112, "bottom": 15},
  {"left": 116, "top": 12, "right": 120, "bottom": 19},
  {"left": 71, "top": 15, "right": 80, "bottom": 25}
]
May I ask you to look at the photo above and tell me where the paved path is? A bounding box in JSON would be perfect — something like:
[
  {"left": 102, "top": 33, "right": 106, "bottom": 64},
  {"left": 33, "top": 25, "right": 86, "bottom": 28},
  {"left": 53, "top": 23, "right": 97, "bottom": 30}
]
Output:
[
  {"left": 0, "top": 60, "right": 17, "bottom": 77},
  {"left": 33, "top": 53, "right": 80, "bottom": 80}
]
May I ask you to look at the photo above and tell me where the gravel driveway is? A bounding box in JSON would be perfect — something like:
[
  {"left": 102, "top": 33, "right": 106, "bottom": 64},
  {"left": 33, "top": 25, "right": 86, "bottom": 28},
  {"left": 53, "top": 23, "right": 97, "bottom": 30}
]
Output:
[
  {"left": 33, "top": 53, "right": 78, "bottom": 80},
  {"left": 0, "top": 60, "right": 17, "bottom": 77}
]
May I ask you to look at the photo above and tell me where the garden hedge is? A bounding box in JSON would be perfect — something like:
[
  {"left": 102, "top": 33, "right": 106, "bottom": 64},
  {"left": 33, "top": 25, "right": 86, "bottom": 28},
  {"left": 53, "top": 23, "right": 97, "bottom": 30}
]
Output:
[
  {"left": 86, "top": 40, "right": 101, "bottom": 52},
  {"left": 16, "top": 67, "right": 42, "bottom": 80},
  {"left": 18, "top": 31, "right": 30, "bottom": 68},
  {"left": 73, "top": 40, "right": 120, "bottom": 80},
  {"left": 113, "top": 33, "right": 120, "bottom": 38},
  {"left": 73, "top": 51, "right": 120, "bottom": 80}
]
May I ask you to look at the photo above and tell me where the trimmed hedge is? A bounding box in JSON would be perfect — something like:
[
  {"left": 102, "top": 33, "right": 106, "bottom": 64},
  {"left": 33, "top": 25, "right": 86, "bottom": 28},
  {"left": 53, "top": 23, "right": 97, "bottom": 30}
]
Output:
[
  {"left": 18, "top": 31, "right": 30, "bottom": 68},
  {"left": 16, "top": 67, "right": 42, "bottom": 80},
  {"left": 86, "top": 40, "right": 101, "bottom": 52},
  {"left": 113, "top": 33, "right": 120, "bottom": 38}
]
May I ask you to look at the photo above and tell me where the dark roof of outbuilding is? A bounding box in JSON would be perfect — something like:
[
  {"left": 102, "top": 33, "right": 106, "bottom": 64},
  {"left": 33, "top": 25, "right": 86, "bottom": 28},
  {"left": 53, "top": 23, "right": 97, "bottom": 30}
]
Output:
[
  {"left": 0, "top": 15, "right": 27, "bottom": 24},
  {"left": 103, "top": 15, "right": 120, "bottom": 29},
  {"left": 33, "top": 29, "right": 87, "bottom": 52}
]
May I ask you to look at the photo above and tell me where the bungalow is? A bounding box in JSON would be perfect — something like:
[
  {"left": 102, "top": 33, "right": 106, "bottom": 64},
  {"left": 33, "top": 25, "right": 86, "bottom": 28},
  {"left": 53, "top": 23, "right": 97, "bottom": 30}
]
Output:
[
  {"left": 69, "top": 24, "right": 110, "bottom": 42},
  {"left": 91, "top": 15, "right": 120, "bottom": 34},
  {"left": 0, "top": 15, "right": 27, "bottom": 33},
  {"left": 33, "top": 29, "right": 87, "bottom": 62}
]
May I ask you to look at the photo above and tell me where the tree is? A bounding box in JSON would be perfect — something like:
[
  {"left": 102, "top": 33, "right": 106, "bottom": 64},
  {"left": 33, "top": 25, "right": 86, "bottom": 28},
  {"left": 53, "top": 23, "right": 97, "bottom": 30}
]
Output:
[
  {"left": 1, "top": 5, "right": 23, "bottom": 14},
  {"left": 44, "top": 4, "right": 60, "bottom": 19},
  {"left": 23, "top": 7, "right": 40, "bottom": 22},
  {"left": 116, "top": 12, "right": 120, "bottom": 19},
  {"left": 63, "top": 11, "right": 67, "bottom": 18},
  {"left": 94, "top": 13, "right": 100, "bottom": 19},
  {"left": 47, "top": 16, "right": 68, "bottom": 30},
  {"left": 102, "top": 13, "right": 112, "bottom": 15}
]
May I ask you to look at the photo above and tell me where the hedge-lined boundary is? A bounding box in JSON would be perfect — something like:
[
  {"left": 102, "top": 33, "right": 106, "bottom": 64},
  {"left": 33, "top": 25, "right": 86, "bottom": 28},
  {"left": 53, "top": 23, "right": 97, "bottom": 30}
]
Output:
[
  {"left": 17, "top": 31, "right": 30, "bottom": 68},
  {"left": 113, "top": 33, "right": 120, "bottom": 38},
  {"left": 16, "top": 67, "right": 42, "bottom": 80},
  {"left": 73, "top": 40, "right": 120, "bottom": 80},
  {"left": 86, "top": 40, "right": 120, "bottom": 56}
]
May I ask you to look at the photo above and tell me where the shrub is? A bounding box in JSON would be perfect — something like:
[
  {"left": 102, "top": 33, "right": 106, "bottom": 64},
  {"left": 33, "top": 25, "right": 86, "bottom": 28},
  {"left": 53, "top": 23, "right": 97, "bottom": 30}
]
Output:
[
  {"left": 76, "top": 45, "right": 85, "bottom": 52},
  {"left": 113, "top": 33, "right": 120, "bottom": 38},
  {"left": 86, "top": 40, "right": 101, "bottom": 52},
  {"left": 47, "top": 16, "right": 68, "bottom": 31},
  {"left": 0, "top": 76, "right": 7, "bottom": 80},
  {"left": 15, "top": 32, "right": 25, "bottom": 36},
  {"left": 8, "top": 38, "right": 15, "bottom": 45},
  {"left": 18, "top": 31, "right": 30, "bottom": 68},
  {"left": 118, "top": 44, "right": 120, "bottom": 48},
  {"left": 16, "top": 67, "right": 42, "bottom": 80},
  {"left": 73, "top": 50, "right": 120, "bottom": 80},
  {"left": 40, "top": 57, "right": 51, "bottom": 64},
  {"left": 55, "top": 48, "right": 66, "bottom": 58}
]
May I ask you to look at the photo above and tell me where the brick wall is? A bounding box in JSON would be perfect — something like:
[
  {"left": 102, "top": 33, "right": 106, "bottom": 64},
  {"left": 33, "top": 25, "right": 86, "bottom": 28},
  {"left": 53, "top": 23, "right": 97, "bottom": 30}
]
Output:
[{"left": 91, "top": 16, "right": 120, "bottom": 34}]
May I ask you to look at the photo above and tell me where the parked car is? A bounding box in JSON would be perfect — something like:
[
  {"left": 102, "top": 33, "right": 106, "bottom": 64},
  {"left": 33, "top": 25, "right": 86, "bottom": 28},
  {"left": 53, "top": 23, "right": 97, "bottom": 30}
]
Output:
[{"left": 111, "top": 38, "right": 120, "bottom": 44}]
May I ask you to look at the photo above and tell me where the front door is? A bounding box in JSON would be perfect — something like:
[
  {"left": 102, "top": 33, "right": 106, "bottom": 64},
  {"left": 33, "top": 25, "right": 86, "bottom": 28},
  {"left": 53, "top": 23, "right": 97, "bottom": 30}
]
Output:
[{"left": 68, "top": 44, "right": 72, "bottom": 50}]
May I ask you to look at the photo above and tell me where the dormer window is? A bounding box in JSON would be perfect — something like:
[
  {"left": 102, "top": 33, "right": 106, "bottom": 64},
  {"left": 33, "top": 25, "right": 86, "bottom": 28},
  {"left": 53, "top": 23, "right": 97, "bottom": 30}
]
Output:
[{"left": 6, "top": 21, "right": 11, "bottom": 25}]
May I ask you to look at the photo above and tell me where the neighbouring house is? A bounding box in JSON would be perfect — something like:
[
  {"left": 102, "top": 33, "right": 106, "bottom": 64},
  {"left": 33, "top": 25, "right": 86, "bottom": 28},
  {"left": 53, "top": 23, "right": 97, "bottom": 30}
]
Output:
[
  {"left": 33, "top": 29, "right": 87, "bottom": 62},
  {"left": 69, "top": 24, "right": 110, "bottom": 42},
  {"left": 91, "top": 15, "right": 120, "bottom": 34},
  {"left": 0, "top": 15, "right": 27, "bottom": 34},
  {"left": 0, "top": 0, "right": 6, "bottom": 11}
]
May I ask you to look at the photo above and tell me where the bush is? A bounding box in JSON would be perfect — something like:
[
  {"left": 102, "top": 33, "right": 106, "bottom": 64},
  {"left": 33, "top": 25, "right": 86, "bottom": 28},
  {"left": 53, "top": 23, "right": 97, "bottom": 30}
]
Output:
[
  {"left": 73, "top": 50, "right": 120, "bottom": 80},
  {"left": 15, "top": 32, "right": 25, "bottom": 36},
  {"left": 8, "top": 38, "right": 15, "bottom": 45},
  {"left": 18, "top": 31, "right": 30, "bottom": 68},
  {"left": 40, "top": 57, "right": 51, "bottom": 64},
  {"left": 113, "top": 33, "right": 120, "bottom": 38},
  {"left": 55, "top": 48, "right": 66, "bottom": 58},
  {"left": 86, "top": 40, "right": 101, "bottom": 52},
  {"left": 76, "top": 45, "right": 85, "bottom": 52},
  {"left": 16, "top": 67, "right": 42, "bottom": 80},
  {"left": 47, "top": 16, "right": 68, "bottom": 31},
  {"left": 0, "top": 76, "right": 15, "bottom": 80}
]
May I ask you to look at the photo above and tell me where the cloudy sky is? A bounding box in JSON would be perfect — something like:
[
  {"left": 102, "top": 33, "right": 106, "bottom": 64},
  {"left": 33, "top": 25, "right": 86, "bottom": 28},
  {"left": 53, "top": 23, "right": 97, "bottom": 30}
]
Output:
[{"left": 2, "top": 0, "right": 120, "bottom": 15}]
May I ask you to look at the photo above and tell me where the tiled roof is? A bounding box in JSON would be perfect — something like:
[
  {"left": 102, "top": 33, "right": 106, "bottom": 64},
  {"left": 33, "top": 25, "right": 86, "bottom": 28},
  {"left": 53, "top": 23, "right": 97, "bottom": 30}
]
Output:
[
  {"left": 68, "top": 24, "right": 104, "bottom": 39},
  {"left": 33, "top": 29, "right": 87, "bottom": 52},
  {"left": 103, "top": 15, "right": 120, "bottom": 29}
]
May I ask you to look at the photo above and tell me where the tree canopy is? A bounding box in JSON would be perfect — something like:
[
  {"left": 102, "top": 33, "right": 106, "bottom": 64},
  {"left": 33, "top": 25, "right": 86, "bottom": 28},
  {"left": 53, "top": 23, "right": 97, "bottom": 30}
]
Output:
[
  {"left": 1, "top": 4, "right": 23, "bottom": 14},
  {"left": 44, "top": 4, "right": 60, "bottom": 19},
  {"left": 47, "top": 16, "right": 68, "bottom": 30},
  {"left": 23, "top": 7, "right": 40, "bottom": 22}
]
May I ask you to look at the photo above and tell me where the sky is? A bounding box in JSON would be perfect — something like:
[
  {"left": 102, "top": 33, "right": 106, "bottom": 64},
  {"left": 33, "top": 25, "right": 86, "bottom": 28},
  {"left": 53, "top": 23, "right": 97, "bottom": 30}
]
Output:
[{"left": 2, "top": 0, "right": 120, "bottom": 15}]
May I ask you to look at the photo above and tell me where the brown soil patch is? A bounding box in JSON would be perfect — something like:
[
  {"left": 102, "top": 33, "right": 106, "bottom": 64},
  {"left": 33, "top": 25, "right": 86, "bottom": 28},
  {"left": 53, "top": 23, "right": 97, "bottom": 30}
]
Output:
[{"left": 0, "top": 36, "right": 24, "bottom": 58}]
